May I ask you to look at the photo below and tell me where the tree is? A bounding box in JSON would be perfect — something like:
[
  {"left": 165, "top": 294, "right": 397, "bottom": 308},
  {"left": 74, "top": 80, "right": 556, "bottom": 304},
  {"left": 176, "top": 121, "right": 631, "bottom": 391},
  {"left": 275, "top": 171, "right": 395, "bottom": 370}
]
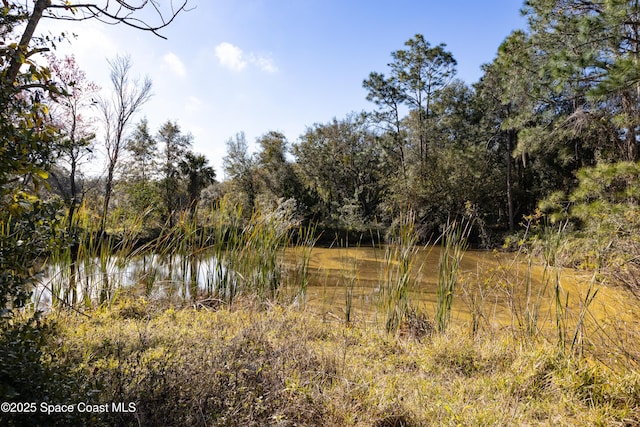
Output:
[
  {"left": 0, "top": 4, "right": 61, "bottom": 313},
  {"left": 0, "top": 0, "right": 186, "bottom": 234},
  {"left": 293, "top": 114, "right": 385, "bottom": 229},
  {"left": 180, "top": 151, "right": 216, "bottom": 218},
  {"left": 158, "top": 120, "right": 192, "bottom": 226},
  {"left": 223, "top": 132, "right": 258, "bottom": 212},
  {"left": 399, "top": 81, "right": 502, "bottom": 240},
  {"left": 43, "top": 53, "right": 99, "bottom": 305},
  {"left": 363, "top": 34, "right": 458, "bottom": 220},
  {"left": 98, "top": 55, "right": 152, "bottom": 231},
  {"left": 474, "top": 27, "right": 612, "bottom": 232},
  {"left": 475, "top": 31, "right": 537, "bottom": 232},
  {"left": 253, "top": 131, "right": 304, "bottom": 207},
  {"left": 0, "top": 0, "right": 186, "bottom": 407},
  {"left": 126, "top": 118, "right": 158, "bottom": 184},
  {"left": 46, "top": 53, "right": 99, "bottom": 227},
  {"left": 523, "top": 0, "right": 640, "bottom": 162},
  {"left": 363, "top": 72, "right": 408, "bottom": 178},
  {"left": 4, "top": 0, "right": 189, "bottom": 87},
  {"left": 121, "top": 118, "right": 162, "bottom": 228},
  {"left": 389, "top": 34, "right": 457, "bottom": 168}
]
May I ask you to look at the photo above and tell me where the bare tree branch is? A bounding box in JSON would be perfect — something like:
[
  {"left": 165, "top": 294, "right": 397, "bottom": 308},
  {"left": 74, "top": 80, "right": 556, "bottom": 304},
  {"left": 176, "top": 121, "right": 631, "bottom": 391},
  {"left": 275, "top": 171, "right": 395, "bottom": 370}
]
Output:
[
  {"left": 3, "top": 0, "right": 189, "bottom": 88},
  {"left": 98, "top": 54, "right": 152, "bottom": 231},
  {"left": 44, "top": 1, "right": 190, "bottom": 39}
]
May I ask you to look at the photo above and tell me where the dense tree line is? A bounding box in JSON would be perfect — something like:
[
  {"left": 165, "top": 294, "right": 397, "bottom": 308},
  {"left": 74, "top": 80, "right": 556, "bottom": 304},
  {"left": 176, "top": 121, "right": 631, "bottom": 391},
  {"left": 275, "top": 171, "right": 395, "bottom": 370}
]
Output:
[
  {"left": 43, "top": 0, "right": 636, "bottom": 250},
  {"left": 2, "top": 0, "right": 634, "bottom": 254},
  {"left": 216, "top": 2, "right": 640, "bottom": 249}
]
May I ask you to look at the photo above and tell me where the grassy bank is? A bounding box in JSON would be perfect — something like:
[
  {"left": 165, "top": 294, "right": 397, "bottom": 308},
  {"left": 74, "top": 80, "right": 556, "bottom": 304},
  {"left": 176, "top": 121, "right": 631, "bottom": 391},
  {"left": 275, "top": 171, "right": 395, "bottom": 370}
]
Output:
[{"left": 22, "top": 297, "right": 640, "bottom": 426}]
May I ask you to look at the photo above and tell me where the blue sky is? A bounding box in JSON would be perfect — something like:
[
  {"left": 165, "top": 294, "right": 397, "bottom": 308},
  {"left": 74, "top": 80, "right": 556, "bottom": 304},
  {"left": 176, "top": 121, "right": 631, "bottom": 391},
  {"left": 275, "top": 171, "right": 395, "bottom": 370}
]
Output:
[{"left": 40, "top": 0, "right": 526, "bottom": 179}]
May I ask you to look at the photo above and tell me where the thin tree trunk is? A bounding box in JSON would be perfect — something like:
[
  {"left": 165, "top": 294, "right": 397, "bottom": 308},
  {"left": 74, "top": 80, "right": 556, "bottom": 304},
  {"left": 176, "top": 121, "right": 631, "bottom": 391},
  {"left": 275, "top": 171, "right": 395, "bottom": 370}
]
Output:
[
  {"left": 5, "top": 0, "right": 51, "bottom": 85},
  {"left": 101, "top": 163, "right": 116, "bottom": 233},
  {"left": 622, "top": 91, "right": 639, "bottom": 161},
  {"left": 506, "top": 130, "right": 515, "bottom": 232}
]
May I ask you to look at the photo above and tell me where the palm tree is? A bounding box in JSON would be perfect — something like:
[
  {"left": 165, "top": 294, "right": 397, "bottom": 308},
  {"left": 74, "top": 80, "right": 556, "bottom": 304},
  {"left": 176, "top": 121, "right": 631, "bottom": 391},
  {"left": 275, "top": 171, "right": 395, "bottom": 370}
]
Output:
[{"left": 180, "top": 151, "right": 216, "bottom": 218}]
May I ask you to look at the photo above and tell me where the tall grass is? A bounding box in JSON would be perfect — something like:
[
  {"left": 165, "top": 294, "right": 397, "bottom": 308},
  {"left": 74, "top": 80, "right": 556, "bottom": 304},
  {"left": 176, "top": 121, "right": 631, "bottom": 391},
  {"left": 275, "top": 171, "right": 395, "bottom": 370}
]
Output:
[
  {"left": 287, "top": 222, "right": 318, "bottom": 309},
  {"left": 380, "top": 211, "right": 419, "bottom": 333},
  {"left": 234, "top": 201, "right": 297, "bottom": 302},
  {"left": 539, "top": 222, "right": 603, "bottom": 356},
  {"left": 201, "top": 198, "right": 243, "bottom": 304},
  {"left": 34, "top": 200, "right": 612, "bottom": 366},
  {"left": 495, "top": 215, "right": 549, "bottom": 340},
  {"left": 337, "top": 236, "right": 359, "bottom": 325},
  {"left": 37, "top": 197, "right": 304, "bottom": 310},
  {"left": 459, "top": 264, "right": 491, "bottom": 338},
  {"left": 541, "top": 222, "right": 569, "bottom": 352},
  {"left": 435, "top": 219, "right": 471, "bottom": 333},
  {"left": 493, "top": 215, "right": 605, "bottom": 361}
]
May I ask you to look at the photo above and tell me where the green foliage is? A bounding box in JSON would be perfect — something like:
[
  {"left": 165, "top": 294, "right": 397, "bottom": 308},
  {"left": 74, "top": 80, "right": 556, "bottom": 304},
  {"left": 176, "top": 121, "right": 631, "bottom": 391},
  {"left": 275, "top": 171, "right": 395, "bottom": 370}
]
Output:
[
  {"left": 0, "top": 2, "right": 65, "bottom": 315},
  {"left": 542, "top": 162, "right": 640, "bottom": 240},
  {"left": 253, "top": 131, "right": 305, "bottom": 211},
  {"left": 523, "top": 0, "right": 640, "bottom": 162},
  {"left": 0, "top": 7, "right": 99, "bottom": 423},
  {"left": 388, "top": 34, "right": 457, "bottom": 168},
  {"left": 293, "top": 114, "right": 385, "bottom": 229},
  {"left": 125, "top": 118, "right": 158, "bottom": 182},
  {"left": 223, "top": 132, "right": 257, "bottom": 212},
  {"left": 234, "top": 200, "right": 299, "bottom": 302},
  {"left": 157, "top": 120, "right": 192, "bottom": 225},
  {"left": 0, "top": 197, "right": 63, "bottom": 311},
  {"left": 0, "top": 316, "right": 93, "bottom": 427},
  {"left": 542, "top": 161, "right": 640, "bottom": 293},
  {"left": 180, "top": 151, "right": 216, "bottom": 217}
]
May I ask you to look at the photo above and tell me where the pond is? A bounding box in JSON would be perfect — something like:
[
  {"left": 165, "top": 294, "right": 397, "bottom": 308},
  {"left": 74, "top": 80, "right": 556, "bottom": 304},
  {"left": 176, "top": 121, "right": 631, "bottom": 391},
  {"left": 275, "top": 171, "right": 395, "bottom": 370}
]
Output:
[
  {"left": 35, "top": 245, "right": 638, "bottom": 338},
  {"left": 284, "top": 247, "right": 637, "bottom": 327}
]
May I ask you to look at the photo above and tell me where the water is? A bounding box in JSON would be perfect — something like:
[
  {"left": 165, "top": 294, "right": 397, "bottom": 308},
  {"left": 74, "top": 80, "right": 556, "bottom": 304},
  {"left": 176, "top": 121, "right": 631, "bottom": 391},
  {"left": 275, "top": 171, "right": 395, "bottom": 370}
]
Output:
[
  {"left": 34, "top": 246, "right": 638, "bottom": 333},
  {"left": 282, "top": 247, "right": 638, "bottom": 331},
  {"left": 35, "top": 253, "right": 235, "bottom": 308}
]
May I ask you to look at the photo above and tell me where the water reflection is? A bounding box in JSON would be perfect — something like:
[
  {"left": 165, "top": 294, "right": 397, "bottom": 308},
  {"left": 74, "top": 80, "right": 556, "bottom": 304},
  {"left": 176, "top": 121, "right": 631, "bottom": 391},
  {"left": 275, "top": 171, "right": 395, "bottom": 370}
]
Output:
[
  {"left": 35, "top": 253, "right": 234, "bottom": 308},
  {"left": 34, "top": 246, "right": 636, "bottom": 333}
]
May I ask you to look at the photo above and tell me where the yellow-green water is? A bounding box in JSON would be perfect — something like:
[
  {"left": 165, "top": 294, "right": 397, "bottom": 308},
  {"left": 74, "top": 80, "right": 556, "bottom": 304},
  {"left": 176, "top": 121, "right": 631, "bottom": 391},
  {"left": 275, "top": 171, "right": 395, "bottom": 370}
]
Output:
[{"left": 283, "top": 246, "right": 639, "bottom": 341}]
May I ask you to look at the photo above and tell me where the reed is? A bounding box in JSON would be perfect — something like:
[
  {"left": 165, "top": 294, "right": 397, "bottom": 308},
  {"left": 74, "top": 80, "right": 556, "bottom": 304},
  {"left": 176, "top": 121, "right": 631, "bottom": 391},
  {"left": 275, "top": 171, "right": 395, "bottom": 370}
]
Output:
[
  {"left": 285, "top": 222, "right": 318, "bottom": 309},
  {"left": 39, "top": 195, "right": 306, "bottom": 310},
  {"left": 569, "top": 273, "right": 599, "bottom": 357},
  {"left": 336, "top": 236, "right": 357, "bottom": 325},
  {"left": 495, "top": 216, "right": 548, "bottom": 340},
  {"left": 380, "top": 211, "right": 418, "bottom": 333},
  {"left": 459, "top": 265, "right": 490, "bottom": 338},
  {"left": 198, "top": 198, "right": 242, "bottom": 304},
  {"left": 538, "top": 222, "right": 571, "bottom": 352},
  {"left": 435, "top": 219, "right": 471, "bottom": 333},
  {"left": 539, "top": 222, "right": 603, "bottom": 356},
  {"left": 234, "top": 200, "right": 298, "bottom": 302}
]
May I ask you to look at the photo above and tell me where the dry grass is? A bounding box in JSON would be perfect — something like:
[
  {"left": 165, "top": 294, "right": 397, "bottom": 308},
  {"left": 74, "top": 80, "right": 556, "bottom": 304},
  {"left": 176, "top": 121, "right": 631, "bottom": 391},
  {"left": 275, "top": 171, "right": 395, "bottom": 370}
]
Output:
[{"left": 44, "top": 296, "right": 640, "bottom": 427}]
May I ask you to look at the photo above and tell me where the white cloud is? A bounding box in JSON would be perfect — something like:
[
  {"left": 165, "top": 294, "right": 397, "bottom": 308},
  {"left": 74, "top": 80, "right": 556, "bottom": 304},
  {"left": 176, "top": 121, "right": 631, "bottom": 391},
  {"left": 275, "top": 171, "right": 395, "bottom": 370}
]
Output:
[
  {"left": 250, "top": 54, "right": 278, "bottom": 73},
  {"left": 163, "top": 52, "right": 187, "bottom": 77},
  {"left": 214, "top": 42, "right": 278, "bottom": 73},
  {"left": 215, "top": 42, "right": 247, "bottom": 71}
]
